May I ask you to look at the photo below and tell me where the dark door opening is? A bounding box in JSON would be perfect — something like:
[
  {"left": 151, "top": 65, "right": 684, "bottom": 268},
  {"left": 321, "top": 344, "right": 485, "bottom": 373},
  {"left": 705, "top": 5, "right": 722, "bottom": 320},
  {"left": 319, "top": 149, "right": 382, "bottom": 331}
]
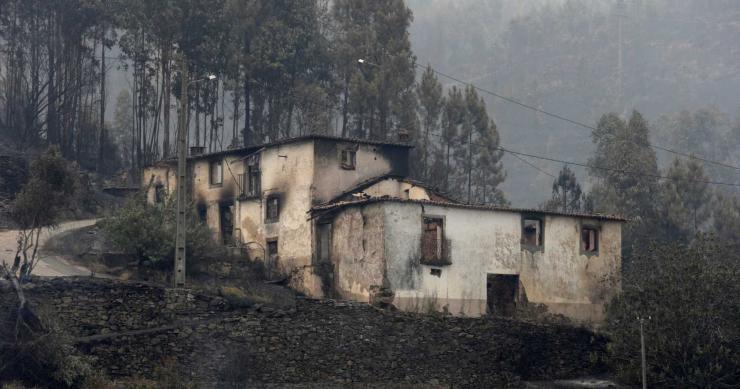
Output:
[
  {"left": 316, "top": 223, "right": 331, "bottom": 264},
  {"left": 487, "top": 274, "right": 519, "bottom": 317},
  {"left": 220, "top": 201, "right": 234, "bottom": 245}
]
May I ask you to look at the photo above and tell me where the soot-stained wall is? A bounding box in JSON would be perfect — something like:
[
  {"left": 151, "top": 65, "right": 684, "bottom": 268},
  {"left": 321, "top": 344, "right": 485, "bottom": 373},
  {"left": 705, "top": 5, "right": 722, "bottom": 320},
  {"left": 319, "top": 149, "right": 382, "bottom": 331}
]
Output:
[{"left": 328, "top": 201, "right": 622, "bottom": 322}]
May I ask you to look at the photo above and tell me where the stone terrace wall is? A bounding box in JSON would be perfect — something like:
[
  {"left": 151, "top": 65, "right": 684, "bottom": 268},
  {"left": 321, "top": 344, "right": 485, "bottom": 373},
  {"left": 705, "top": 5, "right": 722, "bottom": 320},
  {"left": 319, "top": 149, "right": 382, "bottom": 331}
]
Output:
[{"left": 0, "top": 277, "right": 609, "bottom": 387}]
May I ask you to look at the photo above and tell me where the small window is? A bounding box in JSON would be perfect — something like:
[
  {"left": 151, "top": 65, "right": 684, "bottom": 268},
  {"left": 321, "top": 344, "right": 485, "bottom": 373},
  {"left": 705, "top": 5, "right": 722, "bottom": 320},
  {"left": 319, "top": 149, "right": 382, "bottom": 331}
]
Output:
[
  {"left": 209, "top": 160, "right": 223, "bottom": 186},
  {"left": 340, "top": 148, "right": 356, "bottom": 170},
  {"left": 265, "top": 196, "right": 280, "bottom": 223},
  {"left": 267, "top": 239, "right": 278, "bottom": 258},
  {"left": 581, "top": 227, "right": 599, "bottom": 254},
  {"left": 522, "top": 217, "right": 543, "bottom": 249},
  {"left": 430, "top": 268, "right": 442, "bottom": 277},
  {"left": 243, "top": 156, "right": 261, "bottom": 197},
  {"left": 421, "top": 216, "right": 448, "bottom": 265}
]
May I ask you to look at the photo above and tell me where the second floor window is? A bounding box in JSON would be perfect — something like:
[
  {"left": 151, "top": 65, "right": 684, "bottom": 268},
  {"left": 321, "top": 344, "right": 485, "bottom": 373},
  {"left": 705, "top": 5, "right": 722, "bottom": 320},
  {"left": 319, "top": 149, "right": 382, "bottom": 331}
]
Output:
[
  {"left": 209, "top": 160, "right": 223, "bottom": 186},
  {"left": 421, "top": 216, "right": 449, "bottom": 265},
  {"left": 244, "top": 156, "right": 261, "bottom": 197},
  {"left": 522, "top": 217, "right": 543, "bottom": 249},
  {"left": 582, "top": 227, "right": 599, "bottom": 253},
  {"left": 265, "top": 196, "right": 280, "bottom": 223},
  {"left": 341, "top": 148, "right": 356, "bottom": 170}
]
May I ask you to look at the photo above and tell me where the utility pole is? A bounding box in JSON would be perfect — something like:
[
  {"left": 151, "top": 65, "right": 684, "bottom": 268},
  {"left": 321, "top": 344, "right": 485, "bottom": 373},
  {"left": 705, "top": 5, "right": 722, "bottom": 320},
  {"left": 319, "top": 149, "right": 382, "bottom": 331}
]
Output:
[
  {"left": 639, "top": 315, "right": 648, "bottom": 389},
  {"left": 174, "top": 53, "right": 189, "bottom": 288}
]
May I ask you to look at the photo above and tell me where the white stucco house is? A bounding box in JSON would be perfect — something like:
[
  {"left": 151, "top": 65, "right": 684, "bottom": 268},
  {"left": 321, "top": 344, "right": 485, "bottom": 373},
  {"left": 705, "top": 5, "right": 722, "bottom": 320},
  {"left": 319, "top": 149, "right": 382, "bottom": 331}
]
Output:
[{"left": 143, "top": 135, "right": 625, "bottom": 323}]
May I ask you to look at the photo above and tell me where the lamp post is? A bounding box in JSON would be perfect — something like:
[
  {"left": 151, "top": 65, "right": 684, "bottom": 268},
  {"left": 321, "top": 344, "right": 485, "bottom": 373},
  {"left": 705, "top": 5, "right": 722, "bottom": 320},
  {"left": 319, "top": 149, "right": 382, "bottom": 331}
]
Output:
[{"left": 174, "top": 53, "right": 216, "bottom": 288}]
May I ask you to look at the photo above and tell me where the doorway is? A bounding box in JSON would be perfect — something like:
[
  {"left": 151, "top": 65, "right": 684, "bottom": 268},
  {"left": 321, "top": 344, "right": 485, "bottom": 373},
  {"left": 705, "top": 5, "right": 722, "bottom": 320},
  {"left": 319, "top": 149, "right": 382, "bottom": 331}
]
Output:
[
  {"left": 219, "top": 201, "right": 234, "bottom": 245},
  {"left": 487, "top": 274, "right": 519, "bottom": 317}
]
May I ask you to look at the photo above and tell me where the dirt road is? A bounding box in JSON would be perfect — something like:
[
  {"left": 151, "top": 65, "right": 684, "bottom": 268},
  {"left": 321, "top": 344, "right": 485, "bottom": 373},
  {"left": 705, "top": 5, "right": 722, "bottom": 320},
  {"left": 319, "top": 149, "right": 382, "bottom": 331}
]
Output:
[{"left": 0, "top": 219, "right": 97, "bottom": 276}]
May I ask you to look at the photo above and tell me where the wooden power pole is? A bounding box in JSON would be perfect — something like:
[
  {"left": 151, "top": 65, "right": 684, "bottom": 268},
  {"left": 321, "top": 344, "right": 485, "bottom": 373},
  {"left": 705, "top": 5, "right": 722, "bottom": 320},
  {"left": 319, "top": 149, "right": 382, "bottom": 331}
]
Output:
[{"left": 174, "top": 54, "right": 189, "bottom": 288}]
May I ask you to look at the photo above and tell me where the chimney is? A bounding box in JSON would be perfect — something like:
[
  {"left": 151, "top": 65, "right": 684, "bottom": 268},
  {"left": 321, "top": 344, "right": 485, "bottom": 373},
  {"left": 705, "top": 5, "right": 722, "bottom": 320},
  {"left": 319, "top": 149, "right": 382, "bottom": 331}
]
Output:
[
  {"left": 397, "top": 128, "right": 410, "bottom": 143},
  {"left": 189, "top": 146, "right": 205, "bottom": 156}
]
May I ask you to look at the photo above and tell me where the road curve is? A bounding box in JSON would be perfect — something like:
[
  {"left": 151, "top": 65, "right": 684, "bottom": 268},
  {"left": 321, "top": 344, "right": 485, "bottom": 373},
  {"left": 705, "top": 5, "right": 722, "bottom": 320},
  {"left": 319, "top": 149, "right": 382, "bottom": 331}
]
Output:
[{"left": 0, "top": 219, "right": 98, "bottom": 277}]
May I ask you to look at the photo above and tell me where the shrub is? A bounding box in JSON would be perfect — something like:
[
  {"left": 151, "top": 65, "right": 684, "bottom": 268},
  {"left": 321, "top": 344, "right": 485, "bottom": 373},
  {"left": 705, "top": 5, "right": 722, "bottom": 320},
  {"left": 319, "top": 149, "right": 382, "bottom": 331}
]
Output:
[
  {"left": 100, "top": 193, "right": 225, "bottom": 272},
  {"left": 605, "top": 236, "right": 740, "bottom": 387}
]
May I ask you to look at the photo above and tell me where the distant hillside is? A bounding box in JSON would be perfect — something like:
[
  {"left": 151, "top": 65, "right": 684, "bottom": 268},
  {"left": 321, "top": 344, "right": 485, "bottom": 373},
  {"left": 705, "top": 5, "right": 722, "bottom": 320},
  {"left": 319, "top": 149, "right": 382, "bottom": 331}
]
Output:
[{"left": 408, "top": 0, "right": 740, "bottom": 205}]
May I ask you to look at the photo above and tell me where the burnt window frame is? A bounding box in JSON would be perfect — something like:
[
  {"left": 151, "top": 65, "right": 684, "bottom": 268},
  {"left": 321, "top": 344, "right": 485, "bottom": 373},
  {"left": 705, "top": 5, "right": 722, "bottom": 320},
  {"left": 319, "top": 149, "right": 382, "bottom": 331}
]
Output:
[
  {"left": 340, "top": 147, "right": 357, "bottom": 170},
  {"left": 242, "top": 156, "right": 261, "bottom": 198},
  {"left": 420, "top": 215, "right": 450, "bottom": 266},
  {"left": 209, "top": 159, "right": 223, "bottom": 187},
  {"left": 580, "top": 224, "right": 600, "bottom": 256},
  {"left": 265, "top": 195, "right": 280, "bottom": 223},
  {"left": 521, "top": 215, "right": 545, "bottom": 252}
]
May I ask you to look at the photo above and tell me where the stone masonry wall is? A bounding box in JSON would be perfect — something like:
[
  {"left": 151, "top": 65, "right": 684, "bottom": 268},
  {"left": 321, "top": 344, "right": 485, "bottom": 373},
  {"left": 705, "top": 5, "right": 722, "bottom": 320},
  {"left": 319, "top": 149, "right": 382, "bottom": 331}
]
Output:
[{"left": 0, "top": 277, "right": 609, "bottom": 387}]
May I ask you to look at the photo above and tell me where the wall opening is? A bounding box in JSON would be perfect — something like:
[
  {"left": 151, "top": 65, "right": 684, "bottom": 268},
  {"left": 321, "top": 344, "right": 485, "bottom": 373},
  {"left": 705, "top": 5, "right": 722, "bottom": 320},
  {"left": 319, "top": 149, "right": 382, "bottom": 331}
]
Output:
[
  {"left": 486, "top": 274, "right": 519, "bottom": 317},
  {"left": 521, "top": 216, "right": 544, "bottom": 251},
  {"left": 581, "top": 226, "right": 599, "bottom": 254},
  {"left": 219, "top": 201, "right": 234, "bottom": 245},
  {"left": 316, "top": 223, "right": 331, "bottom": 264}
]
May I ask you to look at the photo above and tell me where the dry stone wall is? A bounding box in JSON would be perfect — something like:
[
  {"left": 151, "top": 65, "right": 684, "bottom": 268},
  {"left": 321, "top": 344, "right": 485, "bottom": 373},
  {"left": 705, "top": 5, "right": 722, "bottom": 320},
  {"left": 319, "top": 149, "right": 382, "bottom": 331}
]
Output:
[{"left": 0, "top": 277, "right": 609, "bottom": 387}]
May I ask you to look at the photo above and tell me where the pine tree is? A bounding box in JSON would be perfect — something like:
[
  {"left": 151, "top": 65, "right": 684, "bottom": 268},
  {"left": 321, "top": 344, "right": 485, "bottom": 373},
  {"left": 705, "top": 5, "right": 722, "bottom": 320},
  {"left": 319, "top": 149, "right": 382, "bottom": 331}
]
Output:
[
  {"left": 416, "top": 65, "right": 444, "bottom": 181},
  {"left": 658, "top": 158, "right": 712, "bottom": 241},
  {"left": 544, "top": 165, "right": 583, "bottom": 213},
  {"left": 589, "top": 110, "right": 659, "bottom": 252}
]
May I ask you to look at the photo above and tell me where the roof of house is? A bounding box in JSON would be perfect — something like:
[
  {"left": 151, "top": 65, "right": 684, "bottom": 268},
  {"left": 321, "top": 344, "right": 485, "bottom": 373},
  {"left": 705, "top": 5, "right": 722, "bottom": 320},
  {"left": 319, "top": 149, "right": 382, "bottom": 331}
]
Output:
[
  {"left": 179, "top": 134, "right": 413, "bottom": 162},
  {"left": 311, "top": 196, "right": 628, "bottom": 222},
  {"left": 320, "top": 173, "right": 457, "bottom": 206}
]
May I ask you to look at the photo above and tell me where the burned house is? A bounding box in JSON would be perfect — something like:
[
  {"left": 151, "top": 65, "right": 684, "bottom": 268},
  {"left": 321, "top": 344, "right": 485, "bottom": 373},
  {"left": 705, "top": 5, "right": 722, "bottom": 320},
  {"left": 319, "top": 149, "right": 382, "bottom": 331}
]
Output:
[{"left": 143, "top": 135, "right": 624, "bottom": 322}]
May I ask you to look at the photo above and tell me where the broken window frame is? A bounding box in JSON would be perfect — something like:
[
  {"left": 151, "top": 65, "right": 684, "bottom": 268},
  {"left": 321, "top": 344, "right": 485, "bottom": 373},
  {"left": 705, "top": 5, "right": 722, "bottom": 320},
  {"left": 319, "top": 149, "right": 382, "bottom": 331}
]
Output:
[
  {"left": 340, "top": 148, "right": 357, "bottom": 170},
  {"left": 242, "top": 156, "right": 261, "bottom": 198},
  {"left": 521, "top": 215, "right": 544, "bottom": 252},
  {"left": 209, "top": 159, "right": 223, "bottom": 187},
  {"left": 580, "top": 225, "right": 600, "bottom": 255},
  {"left": 265, "top": 195, "right": 280, "bottom": 223},
  {"left": 420, "top": 215, "right": 450, "bottom": 266}
]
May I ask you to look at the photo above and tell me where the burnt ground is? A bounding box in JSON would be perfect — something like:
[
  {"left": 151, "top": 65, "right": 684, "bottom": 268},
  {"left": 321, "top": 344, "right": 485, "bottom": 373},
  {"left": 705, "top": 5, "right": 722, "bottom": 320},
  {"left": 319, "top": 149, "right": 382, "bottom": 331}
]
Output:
[{"left": 1, "top": 277, "right": 610, "bottom": 388}]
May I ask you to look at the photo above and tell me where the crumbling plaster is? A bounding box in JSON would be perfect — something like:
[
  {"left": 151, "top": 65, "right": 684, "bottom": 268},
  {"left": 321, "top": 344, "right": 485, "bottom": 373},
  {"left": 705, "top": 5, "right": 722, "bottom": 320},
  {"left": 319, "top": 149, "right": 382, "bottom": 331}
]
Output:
[{"left": 330, "top": 201, "right": 621, "bottom": 322}]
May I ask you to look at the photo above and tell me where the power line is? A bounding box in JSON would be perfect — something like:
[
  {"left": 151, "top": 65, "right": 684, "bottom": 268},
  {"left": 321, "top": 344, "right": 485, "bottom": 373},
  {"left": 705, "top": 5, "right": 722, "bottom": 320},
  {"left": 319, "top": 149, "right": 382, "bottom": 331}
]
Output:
[
  {"left": 506, "top": 151, "right": 556, "bottom": 178},
  {"left": 499, "top": 145, "right": 740, "bottom": 187},
  {"left": 411, "top": 62, "right": 740, "bottom": 172},
  {"left": 421, "top": 129, "right": 740, "bottom": 187}
]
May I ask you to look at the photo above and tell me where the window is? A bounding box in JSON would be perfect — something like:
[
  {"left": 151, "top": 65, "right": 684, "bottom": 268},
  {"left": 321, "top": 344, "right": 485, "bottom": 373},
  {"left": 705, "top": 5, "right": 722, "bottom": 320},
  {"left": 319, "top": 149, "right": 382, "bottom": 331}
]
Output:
[
  {"left": 521, "top": 217, "right": 543, "bottom": 250},
  {"left": 209, "top": 160, "right": 223, "bottom": 186},
  {"left": 430, "top": 268, "right": 442, "bottom": 277},
  {"left": 581, "top": 227, "right": 599, "bottom": 254},
  {"left": 154, "top": 184, "right": 165, "bottom": 203},
  {"left": 243, "top": 156, "right": 261, "bottom": 197},
  {"left": 340, "top": 148, "right": 356, "bottom": 170},
  {"left": 266, "top": 238, "right": 279, "bottom": 270},
  {"left": 265, "top": 196, "right": 280, "bottom": 223},
  {"left": 421, "top": 216, "right": 448, "bottom": 265},
  {"left": 197, "top": 204, "right": 207, "bottom": 223}
]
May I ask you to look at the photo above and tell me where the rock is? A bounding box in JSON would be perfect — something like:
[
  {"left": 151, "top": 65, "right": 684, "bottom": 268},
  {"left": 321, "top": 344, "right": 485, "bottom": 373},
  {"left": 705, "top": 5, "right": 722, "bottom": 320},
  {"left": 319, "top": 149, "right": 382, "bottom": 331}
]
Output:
[{"left": 218, "top": 286, "right": 254, "bottom": 308}]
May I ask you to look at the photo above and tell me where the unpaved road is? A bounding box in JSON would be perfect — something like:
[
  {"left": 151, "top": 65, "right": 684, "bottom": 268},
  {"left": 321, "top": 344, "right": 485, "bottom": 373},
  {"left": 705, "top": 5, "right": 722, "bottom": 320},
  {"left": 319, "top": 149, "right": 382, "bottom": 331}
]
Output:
[{"left": 0, "top": 219, "right": 97, "bottom": 276}]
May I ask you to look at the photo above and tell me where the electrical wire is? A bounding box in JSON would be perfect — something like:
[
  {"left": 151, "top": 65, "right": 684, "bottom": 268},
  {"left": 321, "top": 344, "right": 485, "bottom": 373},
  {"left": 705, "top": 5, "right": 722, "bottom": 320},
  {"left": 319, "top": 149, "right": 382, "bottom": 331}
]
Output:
[{"left": 410, "top": 62, "right": 740, "bottom": 172}]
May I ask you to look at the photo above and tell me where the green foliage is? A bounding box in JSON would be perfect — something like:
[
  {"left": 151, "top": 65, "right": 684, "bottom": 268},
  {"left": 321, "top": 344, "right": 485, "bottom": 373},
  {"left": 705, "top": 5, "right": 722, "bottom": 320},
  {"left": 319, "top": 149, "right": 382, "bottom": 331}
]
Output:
[
  {"left": 656, "top": 158, "right": 712, "bottom": 242},
  {"left": 543, "top": 165, "right": 583, "bottom": 213},
  {"left": 712, "top": 192, "right": 740, "bottom": 248},
  {"left": 0, "top": 308, "right": 99, "bottom": 388},
  {"left": 605, "top": 237, "right": 740, "bottom": 387},
  {"left": 589, "top": 111, "right": 659, "bottom": 254},
  {"left": 100, "top": 193, "right": 225, "bottom": 270},
  {"left": 10, "top": 147, "right": 78, "bottom": 230}
]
